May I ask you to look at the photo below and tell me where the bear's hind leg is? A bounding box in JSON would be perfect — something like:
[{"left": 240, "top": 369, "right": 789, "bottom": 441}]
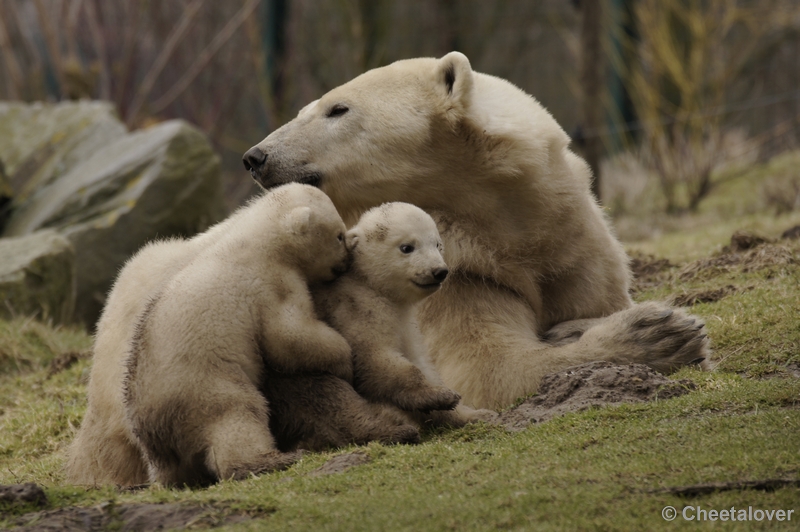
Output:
[
  {"left": 203, "top": 406, "right": 301, "bottom": 483},
  {"left": 419, "top": 280, "right": 710, "bottom": 409}
]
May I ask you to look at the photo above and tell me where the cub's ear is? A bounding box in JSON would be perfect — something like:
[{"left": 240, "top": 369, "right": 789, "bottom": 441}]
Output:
[
  {"left": 436, "top": 51, "right": 473, "bottom": 117},
  {"left": 284, "top": 206, "right": 312, "bottom": 235},
  {"left": 345, "top": 228, "right": 360, "bottom": 251}
]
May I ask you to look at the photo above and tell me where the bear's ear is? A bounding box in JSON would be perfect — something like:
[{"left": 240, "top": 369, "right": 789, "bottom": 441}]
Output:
[
  {"left": 345, "top": 228, "right": 360, "bottom": 251},
  {"left": 284, "top": 206, "right": 312, "bottom": 235},
  {"left": 436, "top": 52, "right": 473, "bottom": 116}
]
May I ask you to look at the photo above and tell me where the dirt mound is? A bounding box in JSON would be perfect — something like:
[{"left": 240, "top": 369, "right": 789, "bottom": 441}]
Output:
[
  {"left": 310, "top": 452, "right": 371, "bottom": 477},
  {"left": 46, "top": 351, "right": 89, "bottom": 378},
  {"left": 499, "top": 362, "right": 695, "bottom": 431},
  {"left": 670, "top": 285, "right": 741, "bottom": 307},
  {"left": 10, "top": 501, "right": 258, "bottom": 531},
  {"left": 782, "top": 225, "right": 800, "bottom": 240},
  {"left": 680, "top": 231, "right": 797, "bottom": 280},
  {"left": 629, "top": 252, "right": 674, "bottom": 292},
  {"left": 729, "top": 230, "right": 770, "bottom": 252},
  {"left": 0, "top": 483, "right": 47, "bottom": 509}
]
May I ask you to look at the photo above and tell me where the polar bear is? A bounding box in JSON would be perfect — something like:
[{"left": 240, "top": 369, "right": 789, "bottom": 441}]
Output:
[
  {"left": 243, "top": 52, "right": 710, "bottom": 410},
  {"left": 123, "top": 183, "right": 354, "bottom": 486},
  {"left": 67, "top": 221, "right": 244, "bottom": 486},
  {"left": 66, "top": 187, "right": 424, "bottom": 487},
  {"left": 263, "top": 202, "right": 491, "bottom": 453},
  {"left": 314, "top": 202, "right": 462, "bottom": 414}
]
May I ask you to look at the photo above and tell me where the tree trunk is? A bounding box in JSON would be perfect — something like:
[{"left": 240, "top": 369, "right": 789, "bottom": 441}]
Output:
[{"left": 580, "top": 0, "right": 604, "bottom": 202}]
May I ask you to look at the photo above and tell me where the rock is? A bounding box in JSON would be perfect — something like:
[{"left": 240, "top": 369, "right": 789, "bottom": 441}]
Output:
[
  {"left": 2, "top": 120, "right": 225, "bottom": 326},
  {"left": 499, "top": 362, "right": 696, "bottom": 431},
  {"left": 0, "top": 101, "right": 126, "bottom": 203},
  {"left": 0, "top": 230, "right": 76, "bottom": 324}
]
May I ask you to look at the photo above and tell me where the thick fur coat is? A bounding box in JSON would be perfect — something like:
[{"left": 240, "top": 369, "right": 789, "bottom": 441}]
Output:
[{"left": 243, "top": 52, "right": 710, "bottom": 409}]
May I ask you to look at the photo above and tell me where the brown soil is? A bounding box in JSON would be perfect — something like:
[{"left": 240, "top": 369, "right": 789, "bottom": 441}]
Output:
[
  {"left": 1, "top": 483, "right": 47, "bottom": 509},
  {"left": 729, "top": 230, "right": 771, "bottom": 252},
  {"left": 499, "top": 362, "right": 696, "bottom": 431},
  {"left": 628, "top": 252, "right": 674, "bottom": 293},
  {"left": 309, "top": 451, "right": 371, "bottom": 477},
  {"left": 47, "top": 351, "right": 89, "bottom": 378},
  {"left": 680, "top": 233, "right": 797, "bottom": 280},
  {"left": 782, "top": 225, "right": 800, "bottom": 240},
  {"left": 9, "top": 501, "right": 259, "bottom": 531},
  {"left": 670, "top": 285, "right": 740, "bottom": 307}
]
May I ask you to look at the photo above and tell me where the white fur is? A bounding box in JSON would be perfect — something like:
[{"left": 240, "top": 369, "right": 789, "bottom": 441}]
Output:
[{"left": 248, "top": 52, "right": 710, "bottom": 409}]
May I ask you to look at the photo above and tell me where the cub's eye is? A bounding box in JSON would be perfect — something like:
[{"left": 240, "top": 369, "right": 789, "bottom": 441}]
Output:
[
  {"left": 399, "top": 244, "right": 414, "bottom": 254},
  {"left": 337, "top": 233, "right": 344, "bottom": 242},
  {"left": 327, "top": 104, "right": 349, "bottom": 117}
]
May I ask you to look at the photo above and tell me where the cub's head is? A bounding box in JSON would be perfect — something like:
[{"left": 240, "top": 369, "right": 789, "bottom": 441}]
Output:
[
  {"left": 274, "top": 184, "right": 348, "bottom": 283},
  {"left": 347, "top": 202, "right": 447, "bottom": 305}
]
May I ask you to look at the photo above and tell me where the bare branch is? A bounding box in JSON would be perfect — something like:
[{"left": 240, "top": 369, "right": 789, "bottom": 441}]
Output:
[
  {"left": 33, "top": 0, "right": 66, "bottom": 98},
  {"left": 149, "top": 0, "right": 262, "bottom": 115},
  {"left": 83, "top": 0, "right": 111, "bottom": 100},
  {"left": 0, "top": 5, "right": 24, "bottom": 99},
  {"left": 126, "top": 0, "right": 205, "bottom": 126}
]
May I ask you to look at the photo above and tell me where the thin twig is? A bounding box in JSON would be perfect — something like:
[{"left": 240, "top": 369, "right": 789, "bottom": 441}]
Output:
[
  {"left": 149, "top": 0, "right": 262, "bottom": 115},
  {"left": 126, "top": 0, "right": 205, "bottom": 126},
  {"left": 33, "top": 0, "right": 66, "bottom": 98},
  {"left": 83, "top": 0, "right": 111, "bottom": 100},
  {"left": 0, "top": 5, "right": 23, "bottom": 99}
]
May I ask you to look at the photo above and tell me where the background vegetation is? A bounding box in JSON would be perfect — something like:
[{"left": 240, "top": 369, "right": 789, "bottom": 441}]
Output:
[{"left": 1, "top": 1, "right": 799, "bottom": 529}]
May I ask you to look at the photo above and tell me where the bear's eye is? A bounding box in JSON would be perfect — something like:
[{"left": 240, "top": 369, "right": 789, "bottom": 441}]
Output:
[
  {"left": 327, "top": 104, "right": 349, "bottom": 118},
  {"left": 400, "top": 244, "right": 414, "bottom": 254},
  {"left": 337, "top": 233, "right": 344, "bottom": 242}
]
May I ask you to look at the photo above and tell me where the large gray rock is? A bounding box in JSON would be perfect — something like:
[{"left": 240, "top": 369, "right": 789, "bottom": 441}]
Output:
[
  {"left": 0, "top": 103, "right": 226, "bottom": 327},
  {"left": 0, "top": 230, "right": 76, "bottom": 324},
  {"left": 2, "top": 119, "right": 226, "bottom": 326},
  {"left": 0, "top": 101, "right": 126, "bottom": 203}
]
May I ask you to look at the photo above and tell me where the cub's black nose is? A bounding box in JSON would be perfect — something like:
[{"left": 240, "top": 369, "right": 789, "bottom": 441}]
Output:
[
  {"left": 432, "top": 268, "right": 449, "bottom": 283},
  {"left": 243, "top": 146, "right": 267, "bottom": 172}
]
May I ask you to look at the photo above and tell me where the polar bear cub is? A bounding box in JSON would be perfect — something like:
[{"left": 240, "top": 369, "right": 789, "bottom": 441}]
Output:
[
  {"left": 314, "top": 202, "right": 462, "bottom": 414},
  {"left": 124, "top": 183, "right": 352, "bottom": 487}
]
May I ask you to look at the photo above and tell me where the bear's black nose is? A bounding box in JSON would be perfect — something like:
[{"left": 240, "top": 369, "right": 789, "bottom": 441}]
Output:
[
  {"left": 432, "top": 268, "right": 449, "bottom": 283},
  {"left": 243, "top": 146, "right": 267, "bottom": 172}
]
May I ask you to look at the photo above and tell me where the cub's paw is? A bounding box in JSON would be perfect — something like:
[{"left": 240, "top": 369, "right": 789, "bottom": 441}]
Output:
[
  {"left": 397, "top": 387, "right": 461, "bottom": 413},
  {"left": 589, "top": 302, "right": 710, "bottom": 373}
]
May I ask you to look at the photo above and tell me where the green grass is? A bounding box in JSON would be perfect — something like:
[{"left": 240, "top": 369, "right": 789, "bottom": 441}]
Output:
[{"left": 2, "top": 193, "right": 799, "bottom": 530}]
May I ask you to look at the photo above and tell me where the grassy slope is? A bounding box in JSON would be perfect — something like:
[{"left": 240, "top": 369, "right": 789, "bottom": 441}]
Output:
[{"left": 1, "top": 166, "right": 799, "bottom": 530}]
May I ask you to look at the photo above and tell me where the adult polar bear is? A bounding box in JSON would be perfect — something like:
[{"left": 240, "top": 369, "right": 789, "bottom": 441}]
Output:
[{"left": 243, "top": 52, "right": 709, "bottom": 409}]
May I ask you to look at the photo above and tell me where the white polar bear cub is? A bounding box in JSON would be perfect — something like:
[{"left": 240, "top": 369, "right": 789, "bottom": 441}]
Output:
[
  {"left": 314, "top": 202, "right": 462, "bottom": 414},
  {"left": 124, "top": 183, "right": 351, "bottom": 487}
]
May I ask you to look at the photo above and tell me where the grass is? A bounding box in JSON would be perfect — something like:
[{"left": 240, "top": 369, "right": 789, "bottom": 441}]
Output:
[{"left": 1, "top": 170, "right": 799, "bottom": 530}]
